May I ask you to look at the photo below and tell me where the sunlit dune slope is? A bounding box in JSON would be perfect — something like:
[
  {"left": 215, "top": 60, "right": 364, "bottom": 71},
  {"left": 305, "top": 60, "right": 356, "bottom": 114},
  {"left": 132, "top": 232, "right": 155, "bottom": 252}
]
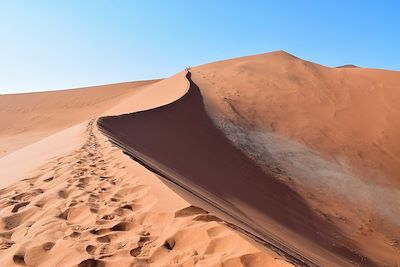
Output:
[
  {"left": 192, "top": 51, "right": 400, "bottom": 188},
  {"left": 98, "top": 72, "right": 378, "bottom": 267},
  {"left": 0, "top": 72, "right": 294, "bottom": 267},
  {"left": 0, "top": 80, "right": 158, "bottom": 157},
  {"left": 190, "top": 51, "right": 400, "bottom": 265}
]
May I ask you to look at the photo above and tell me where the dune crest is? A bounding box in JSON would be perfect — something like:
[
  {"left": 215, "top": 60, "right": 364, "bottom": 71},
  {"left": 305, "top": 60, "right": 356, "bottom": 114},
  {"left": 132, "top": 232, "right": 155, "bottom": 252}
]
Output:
[
  {"left": 336, "top": 64, "right": 360, "bottom": 68},
  {"left": 192, "top": 51, "right": 400, "bottom": 187},
  {"left": 0, "top": 71, "right": 293, "bottom": 266},
  {"left": 0, "top": 120, "right": 291, "bottom": 267},
  {"left": 98, "top": 72, "right": 379, "bottom": 266},
  {"left": 191, "top": 51, "right": 400, "bottom": 265},
  {"left": 0, "top": 80, "right": 157, "bottom": 157},
  {"left": 1, "top": 51, "right": 400, "bottom": 266},
  {"left": 103, "top": 71, "right": 189, "bottom": 116}
]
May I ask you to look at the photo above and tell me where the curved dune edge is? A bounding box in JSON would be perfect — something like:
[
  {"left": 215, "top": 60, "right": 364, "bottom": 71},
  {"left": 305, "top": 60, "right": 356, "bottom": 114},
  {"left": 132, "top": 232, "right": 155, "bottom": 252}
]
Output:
[
  {"left": 189, "top": 51, "right": 400, "bottom": 265},
  {"left": 0, "top": 79, "right": 158, "bottom": 158},
  {"left": 102, "top": 71, "right": 190, "bottom": 117},
  {"left": 0, "top": 71, "right": 293, "bottom": 266},
  {"left": 0, "top": 79, "right": 159, "bottom": 189},
  {"left": 0, "top": 121, "right": 293, "bottom": 267},
  {"left": 98, "top": 72, "right": 376, "bottom": 266},
  {"left": 191, "top": 51, "right": 400, "bottom": 189}
]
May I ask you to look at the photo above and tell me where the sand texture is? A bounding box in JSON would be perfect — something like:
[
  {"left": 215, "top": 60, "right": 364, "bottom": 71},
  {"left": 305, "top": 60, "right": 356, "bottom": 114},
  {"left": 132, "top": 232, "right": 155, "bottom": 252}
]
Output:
[
  {"left": 0, "top": 71, "right": 292, "bottom": 266},
  {"left": 1, "top": 51, "right": 400, "bottom": 266},
  {"left": 0, "top": 80, "right": 158, "bottom": 158},
  {"left": 191, "top": 51, "right": 400, "bottom": 265},
  {"left": 0, "top": 120, "right": 291, "bottom": 266},
  {"left": 98, "top": 72, "right": 378, "bottom": 266}
]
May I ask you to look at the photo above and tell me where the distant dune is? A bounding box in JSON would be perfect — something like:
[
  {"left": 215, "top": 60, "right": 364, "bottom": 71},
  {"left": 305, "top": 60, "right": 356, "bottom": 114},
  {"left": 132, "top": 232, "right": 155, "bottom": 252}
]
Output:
[
  {"left": 336, "top": 64, "right": 360, "bottom": 68},
  {"left": 0, "top": 80, "right": 158, "bottom": 158},
  {"left": 0, "top": 51, "right": 399, "bottom": 266}
]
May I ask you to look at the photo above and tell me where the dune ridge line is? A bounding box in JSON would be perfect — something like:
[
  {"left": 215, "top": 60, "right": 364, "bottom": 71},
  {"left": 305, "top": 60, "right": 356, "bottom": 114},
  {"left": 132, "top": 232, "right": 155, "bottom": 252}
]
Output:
[{"left": 97, "top": 71, "right": 375, "bottom": 267}]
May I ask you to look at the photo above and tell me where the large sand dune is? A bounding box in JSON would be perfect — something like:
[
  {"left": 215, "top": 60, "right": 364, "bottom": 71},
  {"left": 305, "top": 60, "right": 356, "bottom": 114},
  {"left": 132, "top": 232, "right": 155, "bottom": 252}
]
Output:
[
  {"left": 192, "top": 51, "right": 400, "bottom": 188},
  {"left": 191, "top": 51, "right": 400, "bottom": 265},
  {"left": 0, "top": 51, "right": 399, "bottom": 266},
  {"left": 98, "top": 72, "right": 379, "bottom": 266},
  {"left": 0, "top": 72, "right": 292, "bottom": 266},
  {"left": 0, "top": 80, "right": 158, "bottom": 158}
]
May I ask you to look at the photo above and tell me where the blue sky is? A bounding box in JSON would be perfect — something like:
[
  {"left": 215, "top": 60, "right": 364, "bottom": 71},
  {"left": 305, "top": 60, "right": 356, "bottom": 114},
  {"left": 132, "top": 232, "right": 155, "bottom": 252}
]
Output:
[{"left": 1, "top": 1, "right": 399, "bottom": 93}]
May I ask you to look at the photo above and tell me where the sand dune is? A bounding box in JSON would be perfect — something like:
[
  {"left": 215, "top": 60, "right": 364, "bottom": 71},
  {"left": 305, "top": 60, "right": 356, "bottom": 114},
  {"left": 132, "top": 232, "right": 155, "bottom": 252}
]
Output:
[
  {"left": 0, "top": 72, "right": 292, "bottom": 266},
  {"left": 0, "top": 122, "right": 86, "bottom": 189},
  {"left": 103, "top": 72, "right": 189, "bottom": 117},
  {"left": 0, "top": 120, "right": 291, "bottom": 266},
  {"left": 0, "top": 80, "right": 158, "bottom": 157},
  {"left": 98, "top": 72, "right": 377, "bottom": 266},
  {"left": 336, "top": 64, "right": 360, "bottom": 68},
  {"left": 1, "top": 51, "right": 399, "bottom": 266},
  {"left": 191, "top": 51, "right": 400, "bottom": 265},
  {"left": 192, "top": 51, "right": 400, "bottom": 188}
]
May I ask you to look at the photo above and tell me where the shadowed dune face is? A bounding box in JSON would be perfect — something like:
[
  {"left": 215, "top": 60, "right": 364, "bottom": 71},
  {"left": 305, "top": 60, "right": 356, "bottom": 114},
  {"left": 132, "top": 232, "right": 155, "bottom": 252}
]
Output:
[
  {"left": 0, "top": 71, "right": 294, "bottom": 266},
  {"left": 98, "top": 72, "right": 376, "bottom": 266},
  {"left": 190, "top": 51, "right": 400, "bottom": 265},
  {"left": 192, "top": 51, "right": 400, "bottom": 188},
  {"left": 191, "top": 51, "right": 400, "bottom": 219},
  {"left": 0, "top": 120, "right": 290, "bottom": 267},
  {"left": 1, "top": 50, "right": 399, "bottom": 266},
  {"left": 0, "top": 80, "right": 158, "bottom": 157}
]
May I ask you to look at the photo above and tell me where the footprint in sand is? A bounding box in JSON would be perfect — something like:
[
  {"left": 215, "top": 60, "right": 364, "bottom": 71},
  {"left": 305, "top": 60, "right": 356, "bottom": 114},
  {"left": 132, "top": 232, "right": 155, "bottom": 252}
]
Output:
[
  {"left": 78, "top": 259, "right": 105, "bottom": 267},
  {"left": 0, "top": 120, "right": 288, "bottom": 266},
  {"left": 11, "top": 201, "right": 29, "bottom": 213},
  {"left": 130, "top": 235, "right": 152, "bottom": 258},
  {"left": 13, "top": 254, "right": 26, "bottom": 266}
]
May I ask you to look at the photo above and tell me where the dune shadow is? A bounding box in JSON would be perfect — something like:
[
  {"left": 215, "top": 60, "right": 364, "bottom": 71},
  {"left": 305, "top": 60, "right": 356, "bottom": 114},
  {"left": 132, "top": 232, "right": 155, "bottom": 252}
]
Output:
[{"left": 98, "top": 72, "right": 375, "bottom": 267}]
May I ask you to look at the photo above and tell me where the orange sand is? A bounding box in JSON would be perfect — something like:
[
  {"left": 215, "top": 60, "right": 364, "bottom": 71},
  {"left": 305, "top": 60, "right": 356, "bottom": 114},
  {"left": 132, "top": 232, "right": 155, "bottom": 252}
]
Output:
[
  {"left": 0, "top": 71, "right": 292, "bottom": 266},
  {"left": 192, "top": 51, "right": 400, "bottom": 265},
  {"left": 1, "top": 51, "right": 399, "bottom": 266}
]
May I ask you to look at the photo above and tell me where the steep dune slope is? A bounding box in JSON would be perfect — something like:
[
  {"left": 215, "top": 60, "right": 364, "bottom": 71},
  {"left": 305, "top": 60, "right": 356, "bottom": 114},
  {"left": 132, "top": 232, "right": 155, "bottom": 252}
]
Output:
[
  {"left": 192, "top": 51, "right": 400, "bottom": 188},
  {"left": 0, "top": 72, "right": 293, "bottom": 266},
  {"left": 2, "top": 51, "right": 400, "bottom": 266},
  {"left": 191, "top": 51, "right": 400, "bottom": 265},
  {"left": 103, "top": 71, "right": 189, "bottom": 116},
  {"left": 98, "top": 72, "right": 377, "bottom": 266},
  {"left": 0, "top": 80, "right": 158, "bottom": 157},
  {"left": 0, "top": 121, "right": 292, "bottom": 267}
]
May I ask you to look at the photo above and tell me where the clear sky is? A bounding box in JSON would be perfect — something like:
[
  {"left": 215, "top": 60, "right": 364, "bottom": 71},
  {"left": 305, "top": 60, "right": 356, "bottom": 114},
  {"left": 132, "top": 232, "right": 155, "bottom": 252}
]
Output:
[{"left": 1, "top": 1, "right": 399, "bottom": 93}]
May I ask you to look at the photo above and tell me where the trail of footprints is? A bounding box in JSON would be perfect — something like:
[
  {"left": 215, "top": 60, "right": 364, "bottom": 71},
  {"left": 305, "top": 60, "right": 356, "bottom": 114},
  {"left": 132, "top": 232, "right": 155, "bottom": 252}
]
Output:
[{"left": 0, "top": 120, "right": 286, "bottom": 267}]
